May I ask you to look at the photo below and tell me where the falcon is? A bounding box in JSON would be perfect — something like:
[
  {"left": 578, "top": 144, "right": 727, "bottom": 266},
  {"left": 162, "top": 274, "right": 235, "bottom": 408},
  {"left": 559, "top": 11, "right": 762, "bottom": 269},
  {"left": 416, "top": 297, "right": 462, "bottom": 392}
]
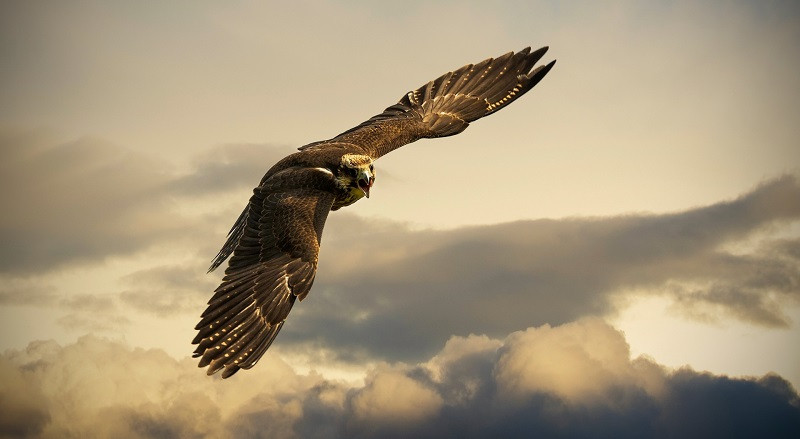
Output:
[{"left": 194, "top": 46, "right": 556, "bottom": 378}]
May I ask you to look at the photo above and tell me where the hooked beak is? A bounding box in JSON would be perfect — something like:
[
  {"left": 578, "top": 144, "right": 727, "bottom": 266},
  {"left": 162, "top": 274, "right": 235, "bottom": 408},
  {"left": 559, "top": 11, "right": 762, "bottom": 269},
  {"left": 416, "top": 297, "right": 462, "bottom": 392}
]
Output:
[{"left": 357, "top": 169, "right": 374, "bottom": 198}]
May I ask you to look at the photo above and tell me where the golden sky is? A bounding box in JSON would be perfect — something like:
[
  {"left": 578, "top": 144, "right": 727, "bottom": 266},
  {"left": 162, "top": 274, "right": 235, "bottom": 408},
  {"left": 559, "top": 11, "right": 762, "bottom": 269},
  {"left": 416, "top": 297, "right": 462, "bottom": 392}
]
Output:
[{"left": 1, "top": 1, "right": 799, "bottom": 437}]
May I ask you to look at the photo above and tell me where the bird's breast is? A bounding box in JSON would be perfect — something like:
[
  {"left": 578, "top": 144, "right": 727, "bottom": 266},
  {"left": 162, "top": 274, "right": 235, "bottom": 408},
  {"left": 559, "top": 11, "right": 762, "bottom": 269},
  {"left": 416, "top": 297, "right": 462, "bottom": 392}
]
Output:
[{"left": 331, "top": 186, "right": 366, "bottom": 210}]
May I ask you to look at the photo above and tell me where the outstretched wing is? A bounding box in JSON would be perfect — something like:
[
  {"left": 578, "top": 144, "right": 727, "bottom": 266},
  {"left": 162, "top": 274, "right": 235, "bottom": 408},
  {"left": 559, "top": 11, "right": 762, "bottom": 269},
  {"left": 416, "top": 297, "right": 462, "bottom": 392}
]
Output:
[
  {"left": 193, "top": 167, "right": 336, "bottom": 378},
  {"left": 299, "top": 46, "right": 555, "bottom": 159}
]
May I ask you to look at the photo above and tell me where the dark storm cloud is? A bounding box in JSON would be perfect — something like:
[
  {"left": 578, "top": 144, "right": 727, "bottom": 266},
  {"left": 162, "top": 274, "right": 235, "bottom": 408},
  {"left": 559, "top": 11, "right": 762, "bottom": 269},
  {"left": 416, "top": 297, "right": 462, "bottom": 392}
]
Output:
[
  {"left": 280, "top": 175, "right": 800, "bottom": 362},
  {"left": 2, "top": 320, "right": 798, "bottom": 438}
]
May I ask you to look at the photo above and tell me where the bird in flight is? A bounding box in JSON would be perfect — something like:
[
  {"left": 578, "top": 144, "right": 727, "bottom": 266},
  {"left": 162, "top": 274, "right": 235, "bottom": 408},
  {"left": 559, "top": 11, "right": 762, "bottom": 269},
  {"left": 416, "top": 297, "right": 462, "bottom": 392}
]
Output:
[{"left": 193, "top": 46, "right": 556, "bottom": 378}]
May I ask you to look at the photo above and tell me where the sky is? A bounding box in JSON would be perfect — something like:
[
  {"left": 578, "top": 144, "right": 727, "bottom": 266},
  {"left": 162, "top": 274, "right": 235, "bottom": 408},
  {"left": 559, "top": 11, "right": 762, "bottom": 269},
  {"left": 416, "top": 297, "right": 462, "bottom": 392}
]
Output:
[{"left": 1, "top": 0, "right": 799, "bottom": 437}]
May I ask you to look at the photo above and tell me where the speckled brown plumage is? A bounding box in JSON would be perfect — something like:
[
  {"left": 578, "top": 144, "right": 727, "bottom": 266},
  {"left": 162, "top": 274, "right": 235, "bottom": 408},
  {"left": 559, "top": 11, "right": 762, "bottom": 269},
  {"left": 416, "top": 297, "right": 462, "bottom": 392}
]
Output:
[{"left": 193, "top": 46, "right": 555, "bottom": 378}]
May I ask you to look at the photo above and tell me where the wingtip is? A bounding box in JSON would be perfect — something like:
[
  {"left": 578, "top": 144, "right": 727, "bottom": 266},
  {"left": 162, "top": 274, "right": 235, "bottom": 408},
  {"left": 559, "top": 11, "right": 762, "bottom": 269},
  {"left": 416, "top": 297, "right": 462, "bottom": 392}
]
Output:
[
  {"left": 524, "top": 46, "right": 549, "bottom": 67},
  {"left": 528, "top": 58, "right": 556, "bottom": 77},
  {"left": 221, "top": 366, "right": 240, "bottom": 379},
  {"left": 197, "top": 355, "right": 211, "bottom": 368},
  {"left": 532, "top": 46, "right": 549, "bottom": 57},
  {"left": 207, "top": 260, "right": 222, "bottom": 274}
]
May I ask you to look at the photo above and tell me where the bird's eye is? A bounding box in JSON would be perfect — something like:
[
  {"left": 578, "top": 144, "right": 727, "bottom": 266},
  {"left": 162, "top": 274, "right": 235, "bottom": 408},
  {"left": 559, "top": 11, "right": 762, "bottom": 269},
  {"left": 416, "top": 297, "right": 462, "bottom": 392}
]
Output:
[{"left": 349, "top": 167, "right": 358, "bottom": 177}]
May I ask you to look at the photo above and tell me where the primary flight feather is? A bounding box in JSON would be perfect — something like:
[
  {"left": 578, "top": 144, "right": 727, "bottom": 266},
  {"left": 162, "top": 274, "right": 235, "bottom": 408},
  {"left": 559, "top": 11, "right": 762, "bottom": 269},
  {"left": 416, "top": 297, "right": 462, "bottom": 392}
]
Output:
[{"left": 193, "top": 46, "right": 556, "bottom": 378}]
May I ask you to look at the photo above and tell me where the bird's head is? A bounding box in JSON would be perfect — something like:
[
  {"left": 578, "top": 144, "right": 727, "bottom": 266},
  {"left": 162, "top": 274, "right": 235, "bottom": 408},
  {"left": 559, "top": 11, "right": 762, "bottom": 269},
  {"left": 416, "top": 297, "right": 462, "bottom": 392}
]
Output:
[{"left": 337, "top": 154, "right": 375, "bottom": 199}]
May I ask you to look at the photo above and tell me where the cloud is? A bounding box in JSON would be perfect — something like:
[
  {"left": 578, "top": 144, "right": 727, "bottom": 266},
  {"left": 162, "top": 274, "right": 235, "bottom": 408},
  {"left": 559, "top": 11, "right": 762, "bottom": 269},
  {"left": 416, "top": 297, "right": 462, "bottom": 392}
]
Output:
[
  {"left": 349, "top": 370, "right": 443, "bottom": 428},
  {"left": 119, "top": 265, "right": 218, "bottom": 317},
  {"left": 0, "top": 130, "right": 177, "bottom": 274},
  {"left": 167, "top": 143, "right": 290, "bottom": 196},
  {"left": 280, "top": 176, "right": 800, "bottom": 362},
  {"left": 2, "top": 319, "right": 798, "bottom": 438},
  {"left": 494, "top": 318, "right": 654, "bottom": 405},
  {"left": 0, "top": 358, "right": 50, "bottom": 438},
  {"left": 2, "top": 129, "right": 796, "bottom": 372},
  {"left": 0, "top": 279, "right": 56, "bottom": 307},
  {"left": 0, "top": 129, "right": 294, "bottom": 276}
]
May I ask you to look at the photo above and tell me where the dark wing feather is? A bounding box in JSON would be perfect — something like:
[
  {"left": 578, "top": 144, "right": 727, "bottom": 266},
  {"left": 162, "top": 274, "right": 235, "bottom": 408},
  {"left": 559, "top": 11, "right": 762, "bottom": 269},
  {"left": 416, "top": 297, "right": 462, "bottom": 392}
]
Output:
[
  {"left": 299, "top": 46, "right": 555, "bottom": 159},
  {"left": 194, "top": 167, "right": 336, "bottom": 378}
]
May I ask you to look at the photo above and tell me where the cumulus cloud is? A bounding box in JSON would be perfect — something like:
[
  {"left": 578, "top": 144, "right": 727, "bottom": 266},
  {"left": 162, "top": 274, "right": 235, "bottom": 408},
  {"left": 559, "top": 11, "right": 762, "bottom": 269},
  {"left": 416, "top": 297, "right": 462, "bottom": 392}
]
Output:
[
  {"left": 349, "top": 370, "right": 443, "bottom": 429},
  {"left": 2, "top": 319, "right": 798, "bottom": 438},
  {"left": 494, "top": 318, "right": 655, "bottom": 404}
]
